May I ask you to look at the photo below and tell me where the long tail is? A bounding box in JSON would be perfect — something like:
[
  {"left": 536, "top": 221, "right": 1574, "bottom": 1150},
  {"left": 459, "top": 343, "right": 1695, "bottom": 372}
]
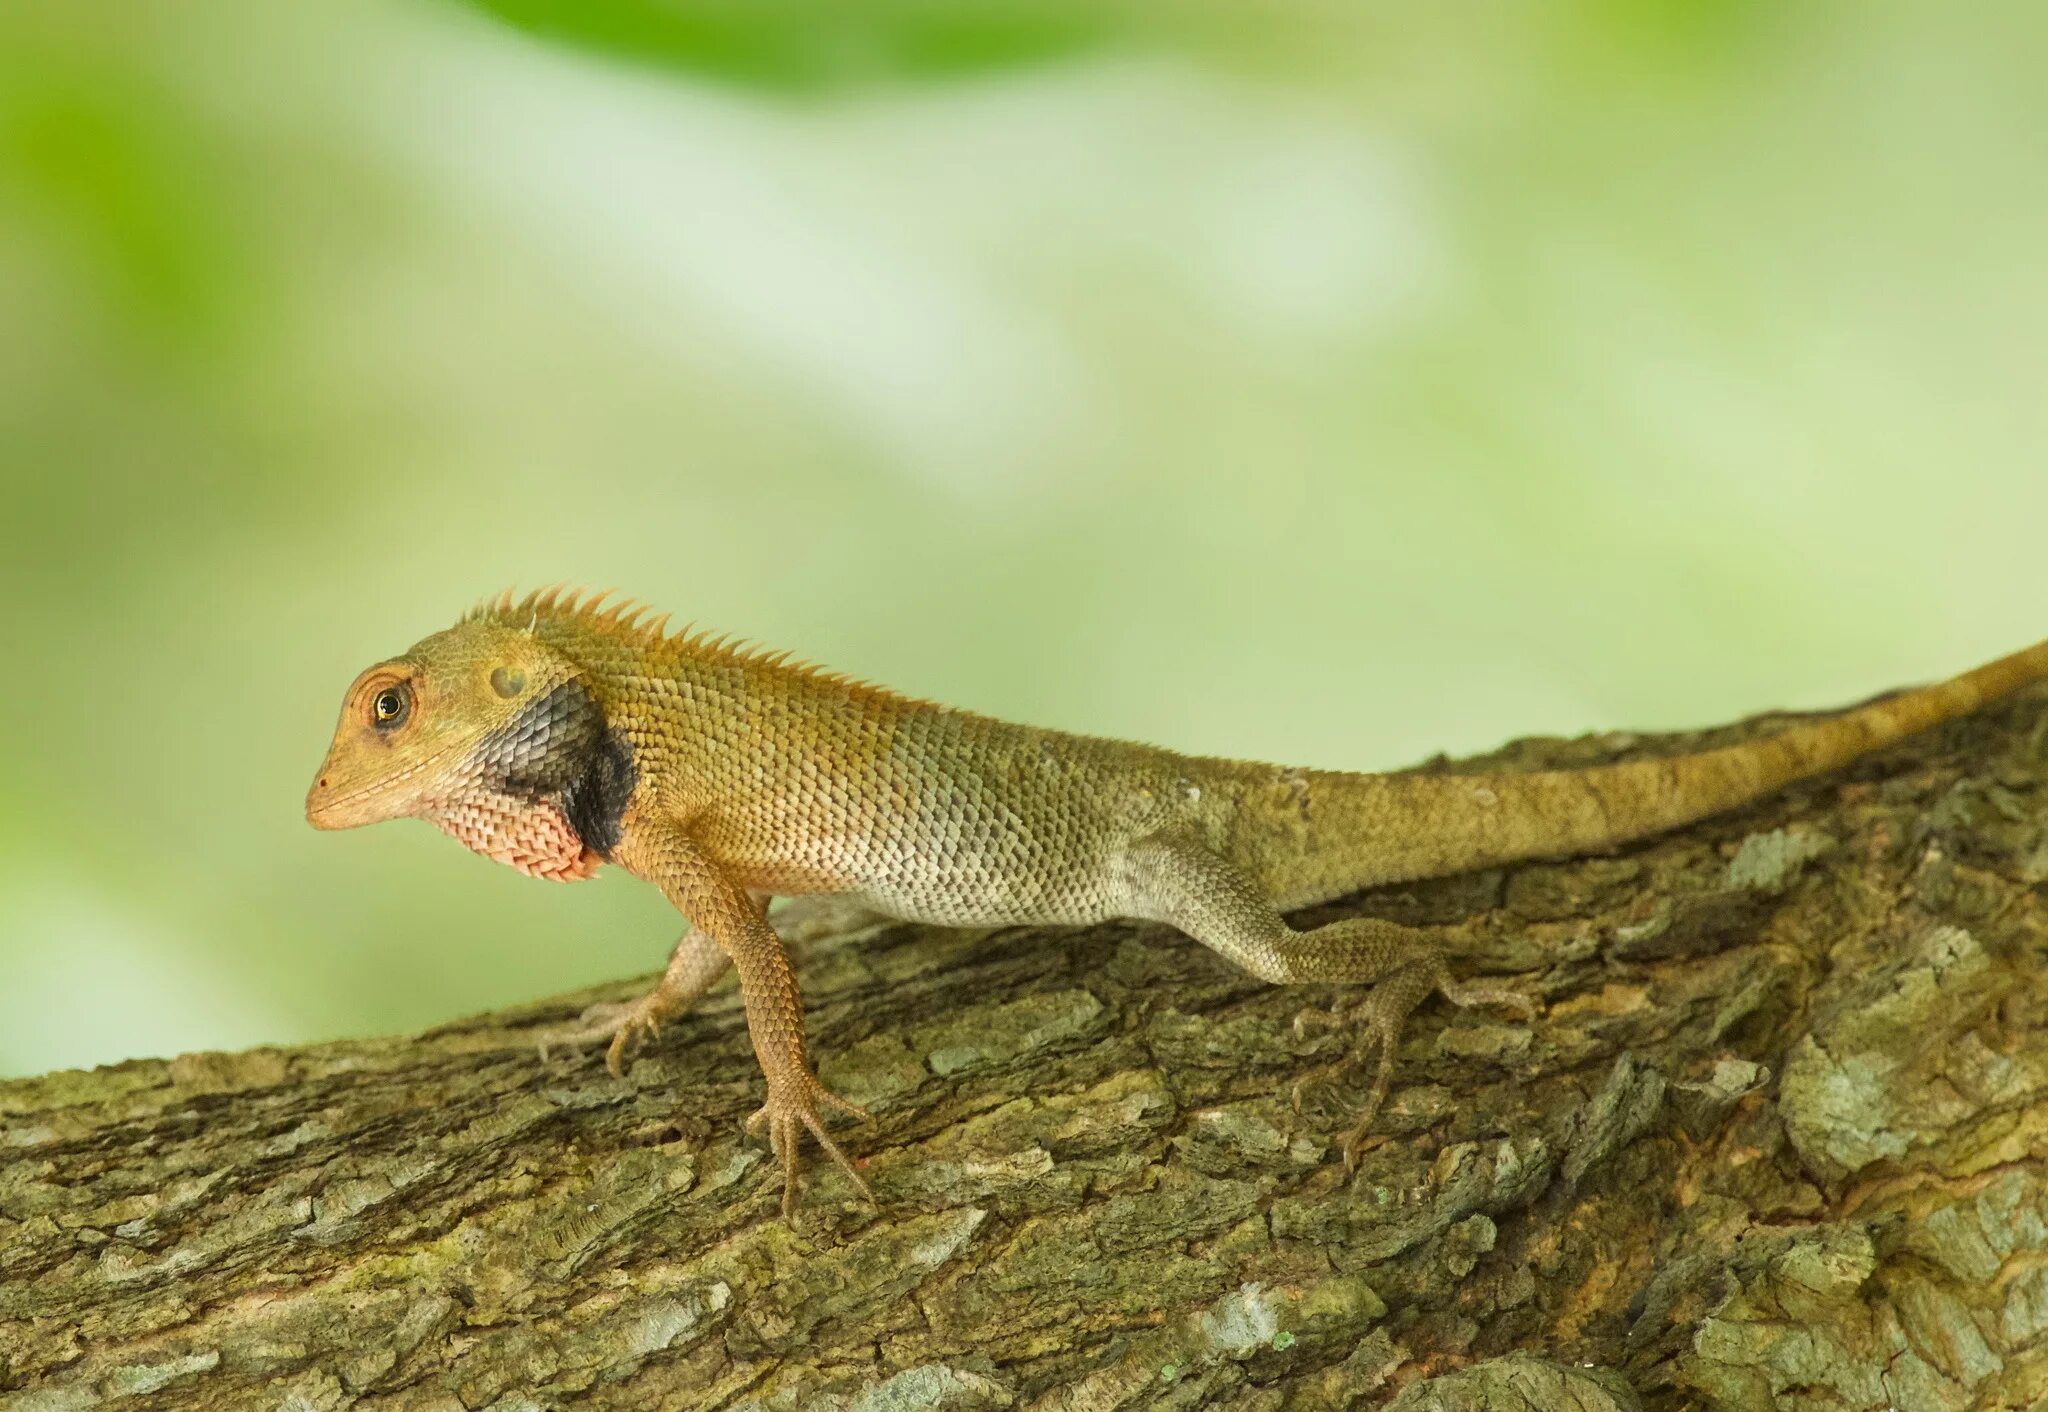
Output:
[{"left": 1247, "top": 637, "right": 2048, "bottom": 908}]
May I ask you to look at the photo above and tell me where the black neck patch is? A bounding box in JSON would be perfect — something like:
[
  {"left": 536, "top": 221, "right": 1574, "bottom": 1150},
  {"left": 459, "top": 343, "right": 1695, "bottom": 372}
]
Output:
[
  {"left": 476, "top": 678, "right": 638, "bottom": 860},
  {"left": 561, "top": 723, "right": 636, "bottom": 859}
]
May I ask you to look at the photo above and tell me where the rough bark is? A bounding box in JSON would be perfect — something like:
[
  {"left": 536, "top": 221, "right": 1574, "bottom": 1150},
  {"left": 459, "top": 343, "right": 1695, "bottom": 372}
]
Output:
[{"left": 8, "top": 688, "right": 2048, "bottom": 1412}]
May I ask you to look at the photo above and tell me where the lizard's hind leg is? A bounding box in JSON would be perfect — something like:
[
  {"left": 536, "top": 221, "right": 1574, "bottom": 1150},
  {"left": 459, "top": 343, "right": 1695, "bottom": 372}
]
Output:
[{"left": 1120, "top": 835, "right": 1530, "bottom": 1167}]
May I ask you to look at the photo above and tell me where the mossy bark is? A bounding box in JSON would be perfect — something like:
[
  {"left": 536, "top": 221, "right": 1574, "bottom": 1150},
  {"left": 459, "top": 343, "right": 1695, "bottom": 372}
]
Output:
[{"left": 8, "top": 689, "right": 2048, "bottom": 1411}]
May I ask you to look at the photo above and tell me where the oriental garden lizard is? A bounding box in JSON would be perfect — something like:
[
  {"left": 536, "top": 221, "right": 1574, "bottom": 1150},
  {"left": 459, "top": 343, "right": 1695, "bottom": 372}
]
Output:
[{"left": 307, "top": 588, "right": 2048, "bottom": 1215}]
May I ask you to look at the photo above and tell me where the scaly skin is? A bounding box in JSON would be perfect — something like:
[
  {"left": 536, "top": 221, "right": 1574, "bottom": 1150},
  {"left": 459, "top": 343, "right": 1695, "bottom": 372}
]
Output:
[{"left": 307, "top": 588, "right": 2048, "bottom": 1214}]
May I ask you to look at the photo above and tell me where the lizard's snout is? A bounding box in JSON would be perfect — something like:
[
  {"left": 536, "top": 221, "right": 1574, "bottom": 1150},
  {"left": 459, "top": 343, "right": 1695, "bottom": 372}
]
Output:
[
  {"left": 305, "top": 774, "right": 348, "bottom": 829},
  {"left": 305, "top": 769, "right": 392, "bottom": 830}
]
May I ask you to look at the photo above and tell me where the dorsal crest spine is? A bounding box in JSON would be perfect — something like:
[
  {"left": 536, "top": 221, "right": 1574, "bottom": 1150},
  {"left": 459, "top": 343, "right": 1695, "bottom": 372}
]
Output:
[{"left": 464, "top": 586, "right": 942, "bottom": 707}]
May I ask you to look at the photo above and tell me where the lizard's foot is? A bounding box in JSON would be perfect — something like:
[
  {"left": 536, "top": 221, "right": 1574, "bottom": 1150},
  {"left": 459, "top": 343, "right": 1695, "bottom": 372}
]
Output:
[
  {"left": 534, "top": 992, "right": 673, "bottom": 1078},
  {"left": 1328, "top": 975, "right": 1538, "bottom": 1167},
  {"left": 746, "top": 1075, "right": 874, "bottom": 1218},
  {"left": 1333, "top": 990, "right": 1406, "bottom": 1170},
  {"left": 1282, "top": 995, "right": 1401, "bottom": 1164}
]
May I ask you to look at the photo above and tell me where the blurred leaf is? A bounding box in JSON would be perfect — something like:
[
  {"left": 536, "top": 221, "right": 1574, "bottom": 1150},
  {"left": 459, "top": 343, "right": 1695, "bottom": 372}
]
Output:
[
  {"left": 456, "top": 0, "right": 1125, "bottom": 90},
  {"left": 0, "top": 54, "right": 234, "bottom": 340}
]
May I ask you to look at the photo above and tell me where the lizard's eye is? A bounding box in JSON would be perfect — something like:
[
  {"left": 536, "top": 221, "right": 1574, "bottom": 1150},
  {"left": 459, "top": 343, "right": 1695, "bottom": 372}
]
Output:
[{"left": 371, "top": 684, "right": 411, "bottom": 729}]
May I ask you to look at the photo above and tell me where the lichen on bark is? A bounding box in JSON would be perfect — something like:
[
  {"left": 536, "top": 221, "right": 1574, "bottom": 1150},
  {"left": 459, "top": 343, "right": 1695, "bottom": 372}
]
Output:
[{"left": 7, "top": 688, "right": 2048, "bottom": 1409}]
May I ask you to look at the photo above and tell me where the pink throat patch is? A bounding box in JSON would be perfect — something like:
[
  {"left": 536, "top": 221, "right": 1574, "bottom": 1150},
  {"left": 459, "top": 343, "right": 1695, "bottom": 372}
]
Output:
[{"left": 428, "top": 792, "right": 601, "bottom": 882}]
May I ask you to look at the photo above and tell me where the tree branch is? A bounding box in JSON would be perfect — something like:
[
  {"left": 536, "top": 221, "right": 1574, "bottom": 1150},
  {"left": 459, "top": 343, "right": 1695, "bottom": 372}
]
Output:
[{"left": 7, "top": 688, "right": 2048, "bottom": 1409}]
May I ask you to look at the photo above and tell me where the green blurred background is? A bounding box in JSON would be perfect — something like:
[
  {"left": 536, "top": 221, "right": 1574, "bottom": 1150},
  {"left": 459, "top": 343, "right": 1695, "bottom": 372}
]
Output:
[{"left": 3, "top": 1, "right": 2045, "bottom": 1076}]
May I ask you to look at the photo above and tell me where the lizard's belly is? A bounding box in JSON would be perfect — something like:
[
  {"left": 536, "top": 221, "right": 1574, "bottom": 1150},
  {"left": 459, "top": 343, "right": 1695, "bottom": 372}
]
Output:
[
  {"left": 700, "top": 761, "right": 1176, "bottom": 926},
  {"left": 852, "top": 875, "right": 1118, "bottom": 928},
  {"left": 734, "top": 833, "right": 1127, "bottom": 927},
  {"left": 718, "top": 845, "right": 1118, "bottom": 925}
]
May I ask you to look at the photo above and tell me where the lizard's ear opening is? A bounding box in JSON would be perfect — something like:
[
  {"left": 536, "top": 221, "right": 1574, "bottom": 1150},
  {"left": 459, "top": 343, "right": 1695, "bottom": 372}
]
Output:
[{"left": 490, "top": 665, "right": 527, "bottom": 699}]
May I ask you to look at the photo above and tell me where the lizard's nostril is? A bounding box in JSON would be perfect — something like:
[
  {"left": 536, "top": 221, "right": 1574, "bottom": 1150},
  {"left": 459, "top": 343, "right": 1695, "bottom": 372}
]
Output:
[{"left": 318, "top": 777, "right": 330, "bottom": 789}]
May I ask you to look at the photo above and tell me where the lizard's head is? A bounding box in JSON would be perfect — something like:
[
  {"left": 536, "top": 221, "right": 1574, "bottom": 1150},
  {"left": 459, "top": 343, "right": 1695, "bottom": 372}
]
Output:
[{"left": 306, "top": 619, "right": 631, "bottom": 881}]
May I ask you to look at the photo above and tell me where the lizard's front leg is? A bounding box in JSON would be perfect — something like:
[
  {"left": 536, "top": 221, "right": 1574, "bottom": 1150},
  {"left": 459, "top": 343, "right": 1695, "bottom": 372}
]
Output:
[
  {"left": 537, "top": 894, "right": 891, "bottom": 1074},
  {"left": 537, "top": 922, "right": 735, "bottom": 1076},
  {"left": 622, "top": 823, "right": 873, "bottom": 1217}
]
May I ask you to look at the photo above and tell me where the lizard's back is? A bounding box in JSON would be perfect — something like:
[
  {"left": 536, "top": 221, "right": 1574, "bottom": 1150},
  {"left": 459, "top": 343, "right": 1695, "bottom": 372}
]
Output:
[
  {"left": 520, "top": 594, "right": 2048, "bottom": 927},
  {"left": 544, "top": 608, "right": 1239, "bottom": 925}
]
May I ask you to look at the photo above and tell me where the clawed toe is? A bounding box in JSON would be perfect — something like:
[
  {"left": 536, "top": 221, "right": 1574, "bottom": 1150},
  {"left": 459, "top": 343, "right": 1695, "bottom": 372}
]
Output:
[
  {"left": 1338, "top": 1115, "right": 1390, "bottom": 1170},
  {"left": 748, "top": 1077, "right": 875, "bottom": 1217},
  {"left": 603, "top": 1010, "right": 665, "bottom": 1080},
  {"left": 533, "top": 996, "right": 671, "bottom": 1074},
  {"left": 532, "top": 1000, "right": 631, "bottom": 1062},
  {"left": 1319, "top": 976, "right": 1536, "bottom": 1167},
  {"left": 1341, "top": 1016, "right": 1399, "bottom": 1169},
  {"left": 1303, "top": 995, "right": 1405, "bottom": 1171},
  {"left": 815, "top": 1088, "right": 870, "bottom": 1123}
]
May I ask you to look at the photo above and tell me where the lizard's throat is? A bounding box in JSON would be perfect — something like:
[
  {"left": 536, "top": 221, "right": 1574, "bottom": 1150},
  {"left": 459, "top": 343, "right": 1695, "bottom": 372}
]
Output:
[
  {"left": 419, "top": 677, "right": 635, "bottom": 882},
  {"left": 425, "top": 789, "right": 602, "bottom": 882}
]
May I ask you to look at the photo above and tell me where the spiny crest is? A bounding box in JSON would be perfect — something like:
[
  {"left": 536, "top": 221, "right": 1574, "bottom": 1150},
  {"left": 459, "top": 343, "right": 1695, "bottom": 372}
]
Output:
[
  {"left": 467, "top": 584, "right": 673, "bottom": 641},
  {"left": 463, "top": 585, "right": 935, "bottom": 704}
]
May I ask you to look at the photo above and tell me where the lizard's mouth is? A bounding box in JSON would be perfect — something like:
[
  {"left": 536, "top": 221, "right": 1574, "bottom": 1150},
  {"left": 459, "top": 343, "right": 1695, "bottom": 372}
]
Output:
[{"left": 305, "top": 745, "right": 461, "bottom": 830}]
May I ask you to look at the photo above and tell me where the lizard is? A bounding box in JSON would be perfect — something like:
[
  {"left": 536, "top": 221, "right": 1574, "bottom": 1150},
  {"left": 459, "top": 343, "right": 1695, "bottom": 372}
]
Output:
[{"left": 306, "top": 587, "right": 2048, "bottom": 1215}]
